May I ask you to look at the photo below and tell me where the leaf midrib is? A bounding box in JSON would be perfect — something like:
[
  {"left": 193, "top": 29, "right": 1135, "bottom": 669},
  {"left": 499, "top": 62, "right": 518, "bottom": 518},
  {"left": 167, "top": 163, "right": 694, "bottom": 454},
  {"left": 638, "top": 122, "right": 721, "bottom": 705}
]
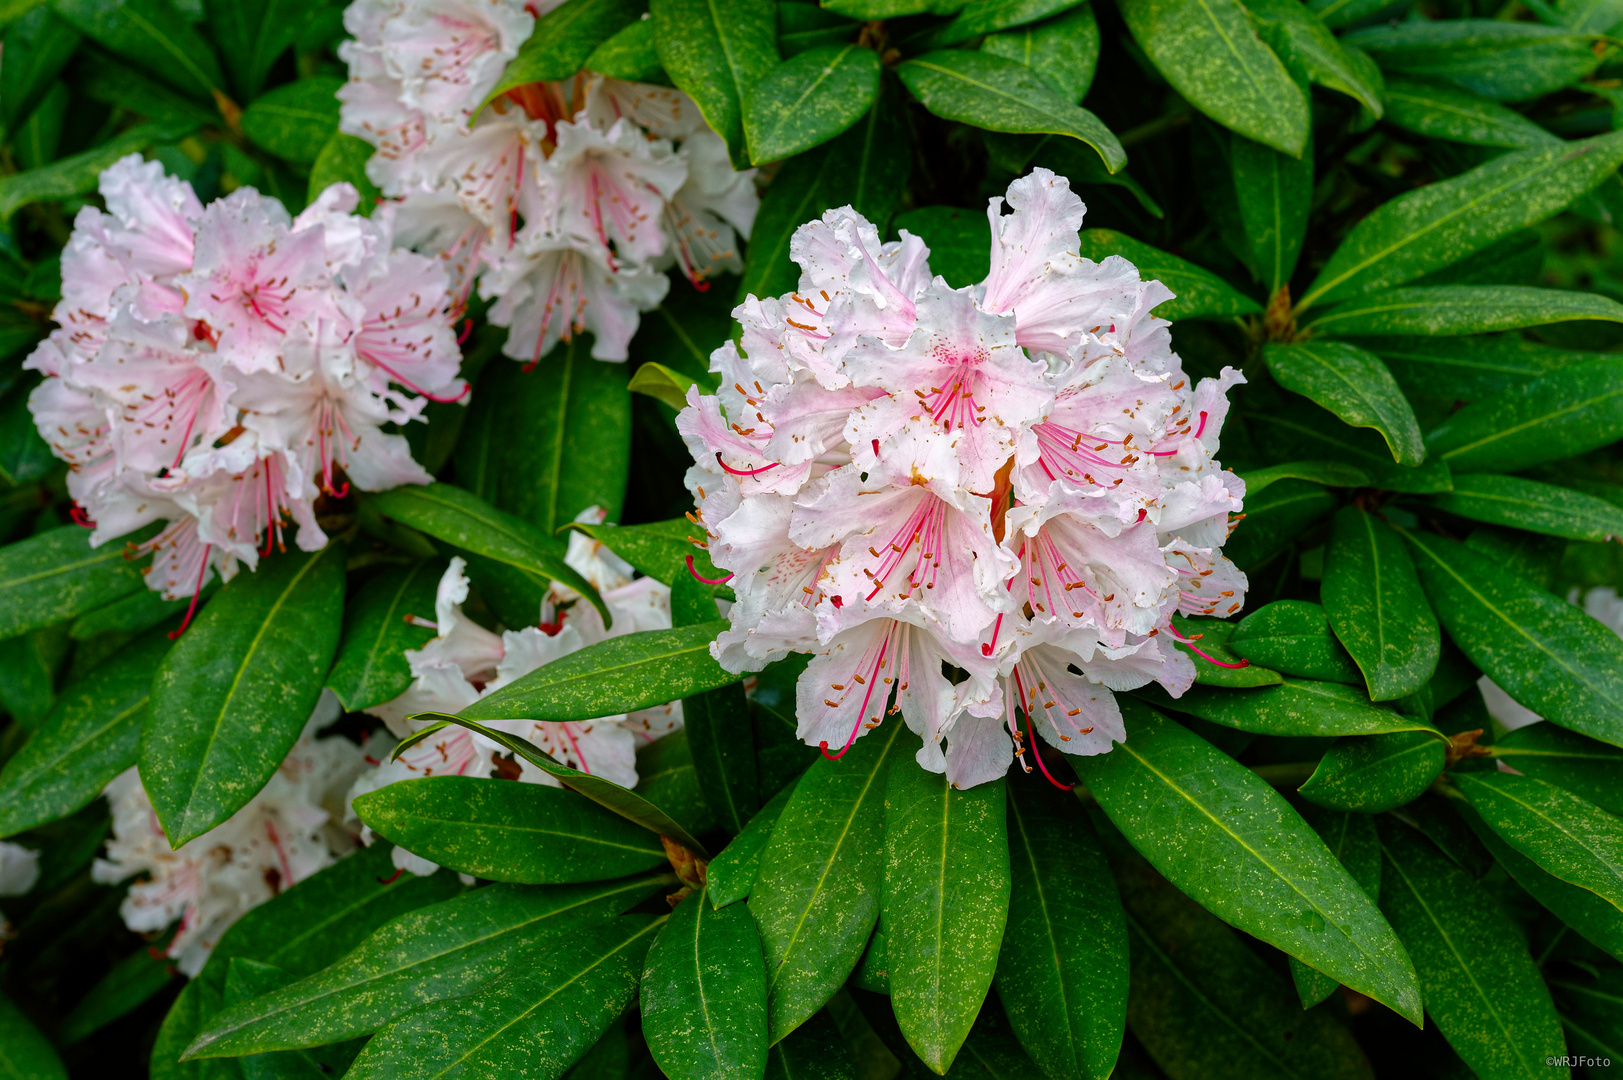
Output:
[
  {"left": 1008, "top": 795, "right": 1084, "bottom": 1073},
  {"left": 1463, "top": 779, "right": 1623, "bottom": 913},
  {"left": 757, "top": 45, "right": 862, "bottom": 154},
  {"left": 0, "top": 543, "right": 129, "bottom": 591},
  {"left": 1435, "top": 383, "right": 1623, "bottom": 462}
]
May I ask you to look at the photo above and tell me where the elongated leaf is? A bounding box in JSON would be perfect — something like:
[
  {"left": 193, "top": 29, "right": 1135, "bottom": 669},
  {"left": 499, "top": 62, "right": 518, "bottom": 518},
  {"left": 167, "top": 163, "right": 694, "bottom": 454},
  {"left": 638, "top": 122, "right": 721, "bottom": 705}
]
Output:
[
  {"left": 327, "top": 561, "right": 440, "bottom": 712},
  {"left": 682, "top": 678, "right": 757, "bottom": 835},
  {"left": 628, "top": 360, "right": 710, "bottom": 412},
  {"left": 1075, "top": 700, "right": 1423, "bottom": 1023},
  {"left": 1307, "top": 285, "right": 1623, "bottom": 336},
  {"left": 0, "top": 993, "right": 66, "bottom": 1080},
  {"left": 1288, "top": 806, "right": 1381, "bottom": 1008},
  {"left": 1377, "top": 820, "right": 1569, "bottom": 1079},
  {"left": 142, "top": 544, "right": 345, "bottom": 846},
  {"left": 1424, "top": 358, "right": 1623, "bottom": 474},
  {"left": 309, "top": 130, "right": 382, "bottom": 208},
  {"left": 981, "top": 5, "right": 1100, "bottom": 104},
  {"left": 883, "top": 765, "right": 1009, "bottom": 1072},
  {"left": 916, "top": 0, "right": 1084, "bottom": 48},
  {"left": 2, "top": 8, "right": 81, "bottom": 131},
  {"left": 240, "top": 76, "right": 341, "bottom": 164},
  {"left": 204, "top": 0, "right": 319, "bottom": 100},
  {"left": 586, "top": 16, "right": 666, "bottom": 82},
  {"left": 1242, "top": 0, "right": 1382, "bottom": 115},
  {"left": 222, "top": 961, "right": 363, "bottom": 1080},
  {"left": 364, "top": 482, "right": 607, "bottom": 624},
  {"left": 345, "top": 915, "right": 661, "bottom": 1080},
  {"left": 642, "top": 887, "right": 770, "bottom": 1080},
  {"left": 1383, "top": 77, "right": 1557, "bottom": 150},
  {"left": 485, "top": 0, "right": 643, "bottom": 104},
  {"left": 61, "top": 947, "right": 176, "bottom": 1045},
  {"left": 995, "top": 782, "right": 1125, "bottom": 1080},
  {"left": 751, "top": 718, "right": 907, "bottom": 1042},
  {"left": 1344, "top": 19, "right": 1600, "bottom": 102},
  {"left": 1434, "top": 473, "right": 1623, "bottom": 542},
  {"left": 1455, "top": 772, "right": 1623, "bottom": 914},
  {"left": 54, "top": 0, "right": 224, "bottom": 98},
  {"left": 1299, "top": 730, "right": 1445, "bottom": 813},
  {"left": 1242, "top": 407, "right": 1454, "bottom": 496},
  {"left": 354, "top": 776, "right": 668, "bottom": 884},
  {"left": 744, "top": 44, "right": 880, "bottom": 165},
  {"left": 707, "top": 782, "right": 794, "bottom": 908},
  {"left": 1221, "top": 477, "right": 1337, "bottom": 568},
  {"left": 1265, "top": 342, "right": 1424, "bottom": 466},
  {"left": 0, "top": 525, "right": 148, "bottom": 640},
  {"left": 560, "top": 518, "right": 728, "bottom": 594},
  {"left": 1139, "top": 678, "right": 1435, "bottom": 738},
  {"left": 652, "top": 0, "right": 778, "bottom": 168},
  {"left": 1323, "top": 507, "right": 1440, "bottom": 701},
  {"left": 1232, "top": 133, "right": 1312, "bottom": 297},
  {"left": 896, "top": 50, "right": 1124, "bottom": 172},
  {"left": 1493, "top": 723, "right": 1623, "bottom": 817},
  {"left": 185, "top": 876, "right": 666, "bottom": 1058},
  {"left": 1299, "top": 131, "right": 1623, "bottom": 308},
  {"left": 0, "top": 628, "right": 168, "bottom": 837},
  {"left": 1358, "top": 333, "right": 1596, "bottom": 400},
  {"left": 1227, "top": 599, "right": 1362, "bottom": 684},
  {"left": 1076, "top": 229, "right": 1261, "bottom": 321},
  {"left": 1405, "top": 530, "right": 1623, "bottom": 749},
  {"left": 764, "top": 1010, "right": 858, "bottom": 1080}
]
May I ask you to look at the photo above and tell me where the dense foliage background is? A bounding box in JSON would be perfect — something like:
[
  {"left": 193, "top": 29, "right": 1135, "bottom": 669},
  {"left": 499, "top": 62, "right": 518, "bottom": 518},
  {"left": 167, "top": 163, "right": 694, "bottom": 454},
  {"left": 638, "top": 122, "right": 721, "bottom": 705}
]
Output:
[{"left": 1, "top": 0, "right": 1622, "bottom": 1077}]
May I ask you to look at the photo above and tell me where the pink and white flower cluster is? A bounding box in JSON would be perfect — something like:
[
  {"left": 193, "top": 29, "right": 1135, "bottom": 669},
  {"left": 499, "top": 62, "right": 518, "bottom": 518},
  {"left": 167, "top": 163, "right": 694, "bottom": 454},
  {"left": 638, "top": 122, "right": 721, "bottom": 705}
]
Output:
[
  {"left": 680, "top": 169, "right": 1249, "bottom": 788},
  {"left": 339, "top": 0, "right": 758, "bottom": 363},
  {"left": 26, "top": 156, "right": 466, "bottom": 606}
]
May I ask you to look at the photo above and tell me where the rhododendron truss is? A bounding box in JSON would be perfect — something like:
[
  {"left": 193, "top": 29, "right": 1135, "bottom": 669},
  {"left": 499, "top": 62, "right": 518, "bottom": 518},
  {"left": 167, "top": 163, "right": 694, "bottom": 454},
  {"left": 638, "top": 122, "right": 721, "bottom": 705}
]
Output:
[
  {"left": 339, "top": 0, "right": 759, "bottom": 365},
  {"left": 680, "top": 168, "right": 1248, "bottom": 788},
  {"left": 25, "top": 156, "right": 467, "bottom": 627}
]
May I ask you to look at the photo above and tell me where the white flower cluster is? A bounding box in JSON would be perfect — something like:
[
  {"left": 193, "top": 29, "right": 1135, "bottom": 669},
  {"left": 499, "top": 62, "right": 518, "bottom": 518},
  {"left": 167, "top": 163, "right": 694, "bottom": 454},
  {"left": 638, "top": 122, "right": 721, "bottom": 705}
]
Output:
[
  {"left": 339, "top": 0, "right": 758, "bottom": 363},
  {"left": 27, "top": 156, "right": 466, "bottom": 606},
  {"left": 93, "top": 694, "right": 369, "bottom": 976},
  {"left": 681, "top": 169, "right": 1248, "bottom": 788}
]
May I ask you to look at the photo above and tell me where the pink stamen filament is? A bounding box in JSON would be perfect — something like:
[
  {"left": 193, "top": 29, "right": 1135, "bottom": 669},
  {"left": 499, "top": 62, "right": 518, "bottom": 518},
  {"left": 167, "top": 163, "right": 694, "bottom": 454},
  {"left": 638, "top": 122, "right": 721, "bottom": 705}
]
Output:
[
  {"left": 1013, "top": 666, "right": 1074, "bottom": 791},
  {"left": 168, "top": 543, "right": 212, "bottom": 640},
  {"left": 820, "top": 626, "right": 894, "bottom": 761},
  {"left": 714, "top": 452, "right": 779, "bottom": 477},
  {"left": 685, "top": 554, "right": 734, "bottom": 585},
  {"left": 1165, "top": 622, "right": 1249, "bottom": 669}
]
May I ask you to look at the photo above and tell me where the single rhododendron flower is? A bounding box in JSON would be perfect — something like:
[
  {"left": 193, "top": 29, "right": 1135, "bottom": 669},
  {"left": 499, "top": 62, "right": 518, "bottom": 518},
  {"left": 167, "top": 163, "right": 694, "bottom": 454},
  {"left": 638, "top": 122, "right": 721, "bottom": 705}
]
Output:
[
  {"left": 25, "top": 156, "right": 467, "bottom": 627},
  {"left": 339, "top": 0, "right": 758, "bottom": 363},
  {"left": 680, "top": 168, "right": 1248, "bottom": 788}
]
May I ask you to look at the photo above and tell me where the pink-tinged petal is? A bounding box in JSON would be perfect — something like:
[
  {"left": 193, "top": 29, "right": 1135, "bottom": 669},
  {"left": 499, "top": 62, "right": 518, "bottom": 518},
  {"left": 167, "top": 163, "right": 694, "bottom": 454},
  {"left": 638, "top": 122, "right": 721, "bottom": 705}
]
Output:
[
  {"left": 1010, "top": 644, "right": 1123, "bottom": 756},
  {"left": 1007, "top": 502, "right": 1178, "bottom": 638},
  {"left": 794, "top": 618, "right": 898, "bottom": 753},
  {"left": 941, "top": 709, "right": 1014, "bottom": 789},
  {"left": 547, "top": 117, "right": 687, "bottom": 268}
]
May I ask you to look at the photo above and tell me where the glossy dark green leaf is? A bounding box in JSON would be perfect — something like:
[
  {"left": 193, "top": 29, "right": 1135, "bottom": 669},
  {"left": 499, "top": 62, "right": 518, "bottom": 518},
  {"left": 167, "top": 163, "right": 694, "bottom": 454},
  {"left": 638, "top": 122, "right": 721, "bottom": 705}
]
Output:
[
  {"left": 1141, "top": 678, "right": 1434, "bottom": 738},
  {"left": 326, "top": 561, "right": 440, "bottom": 712},
  {"left": 911, "top": 0, "right": 1076, "bottom": 45},
  {"left": 586, "top": 16, "right": 667, "bottom": 83},
  {"left": 1221, "top": 477, "right": 1337, "bottom": 569},
  {"left": 1306, "top": 0, "right": 1401, "bottom": 28},
  {"left": 1287, "top": 806, "right": 1381, "bottom": 1008},
  {"left": 0, "top": 993, "right": 66, "bottom": 1080},
  {"left": 1299, "top": 730, "right": 1445, "bottom": 813},
  {"left": 751, "top": 718, "right": 907, "bottom": 1042},
  {"left": 204, "top": 0, "right": 318, "bottom": 100},
  {"left": 0, "top": 628, "right": 168, "bottom": 837},
  {"left": 354, "top": 776, "right": 668, "bottom": 884},
  {"left": 1434, "top": 474, "right": 1623, "bottom": 542},
  {"left": 652, "top": 0, "right": 778, "bottom": 168},
  {"left": 0, "top": 525, "right": 148, "bottom": 640},
  {"left": 744, "top": 44, "right": 880, "bottom": 165},
  {"left": 486, "top": 0, "right": 643, "bottom": 104},
  {"left": 54, "top": 0, "right": 224, "bottom": 98},
  {"left": 222, "top": 961, "right": 363, "bottom": 1080},
  {"left": 1455, "top": 772, "right": 1623, "bottom": 914},
  {"left": 1493, "top": 723, "right": 1623, "bottom": 817},
  {"left": 1377, "top": 820, "right": 1568, "bottom": 1078},
  {"left": 1323, "top": 506, "right": 1440, "bottom": 701},
  {"left": 1076, "top": 229, "right": 1261, "bottom": 321},
  {"left": 1242, "top": 408, "right": 1453, "bottom": 496},
  {"left": 1382, "top": 77, "right": 1557, "bottom": 150},
  {"left": 1308, "top": 285, "right": 1623, "bottom": 337},
  {"left": 185, "top": 876, "right": 666, "bottom": 1058},
  {"left": 240, "top": 76, "right": 341, "bottom": 163},
  {"left": 78, "top": 52, "right": 217, "bottom": 129},
  {"left": 345, "top": 915, "right": 661, "bottom": 1080},
  {"left": 1264, "top": 342, "right": 1424, "bottom": 466},
  {"left": 1299, "top": 132, "right": 1623, "bottom": 309},
  {"left": 1344, "top": 20, "right": 1601, "bottom": 102},
  {"left": 1551, "top": 969, "right": 1623, "bottom": 1062},
  {"left": 1168, "top": 615, "right": 1283, "bottom": 688},
  {"left": 560, "top": 518, "right": 728, "bottom": 595},
  {"left": 981, "top": 5, "right": 1099, "bottom": 103},
  {"left": 142, "top": 544, "right": 344, "bottom": 846},
  {"left": 1424, "top": 358, "right": 1623, "bottom": 474},
  {"left": 1075, "top": 700, "right": 1423, "bottom": 1023},
  {"left": 1227, "top": 599, "right": 1363, "bottom": 684},
  {"left": 883, "top": 764, "right": 1009, "bottom": 1072},
  {"left": 1357, "top": 333, "right": 1596, "bottom": 400},
  {"left": 1231, "top": 133, "right": 1312, "bottom": 297},
  {"left": 364, "top": 482, "right": 607, "bottom": 624},
  {"left": 1116, "top": 856, "right": 1376, "bottom": 1080},
  {"left": 1406, "top": 530, "right": 1623, "bottom": 749},
  {"left": 0, "top": 627, "right": 62, "bottom": 730},
  {"left": 1241, "top": 0, "right": 1382, "bottom": 115},
  {"left": 71, "top": 581, "right": 212, "bottom": 641},
  {"left": 892, "top": 205, "right": 990, "bottom": 289},
  {"left": 707, "top": 781, "right": 794, "bottom": 908},
  {"left": 0, "top": 120, "right": 193, "bottom": 220},
  {"left": 683, "top": 677, "right": 757, "bottom": 835},
  {"left": 896, "top": 50, "right": 1123, "bottom": 172},
  {"left": 763, "top": 1010, "right": 858, "bottom": 1080},
  {"left": 2, "top": 8, "right": 81, "bottom": 131},
  {"left": 995, "top": 782, "right": 1125, "bottom": 1080},
  {"left": 627, "top": 360, "right": 709, "bottom": 411},
  {"left": 642, "top": 887, "right": 769, "bottom": 1080}
]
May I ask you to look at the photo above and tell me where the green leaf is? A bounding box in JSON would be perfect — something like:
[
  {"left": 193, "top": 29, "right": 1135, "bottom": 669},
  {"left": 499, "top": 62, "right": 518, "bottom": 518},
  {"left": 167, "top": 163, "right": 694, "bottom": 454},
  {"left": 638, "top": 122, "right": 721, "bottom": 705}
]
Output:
[
  {"left": 1169, "top": 615, "right": 1284, "bottom": 688},
  {"left": 241, "top": 76, "right": 342, "bottom": 163},
  {"left": 141, "top": 544, "right": 345, "bottom": 846},
  {"left": 560, "top": 518, "right": 728, "bottom": 595},
  {"left": 1434, "top": 473, "right": 1623, "bottom": 543},
  {"left": 586, "top": 16, "right": 667, "bottom": 83},
  {"left": 78, "top": 53, "right": 219, "bottom": 128},
  {"left": 2, "top": 8, "right": 81, "bottom": 132},
  {"left": 764, "top": 1010, "right": 858, "bottom": 1080},
  {"left": 706, "top": 781, "right": 794, "bottom": 908},
  {"left": 1220, "top": 477, "right": 1338, "bottom": 569},
  {"left": 1075, "top": 699, "right": 1424, "bottom": 1024},
  {"left": 62, "top": 946, "right": 177, "bottom": 1045},
  {"left": 628, "top": 360, "right": 710, "bottom": 412},
  {"left": 642, "top": 887, "right": 770, "bottom": 1080},
  {"left": 995, "top": 782, "right": 1125, "bottom": 1080},
  {"left": 896, "top": 50, "right": 1124, "bottom": 172},
  {"left": 1424, "top": 357, "right": 1623, "bottom": 474},
  {"left": 683, "top": 678, "right": 758, "bottom": 835},
  {"left": 1075, "top": 229, "right": 1261, "bottom": 321},
  {"left": 981, "top": 5, "right": 1100, "bottom": 104},
  {"left": 651, "top": 0, "right": 778, "bottom": 169},
  {"left": 1226, "top": 600, "right": 1364, "bottom": 684},
  {"left": 485, "top": 0, "right": 644, "bottom": 105},
  {"left": 326, "top": 561, "right": 439, "bottom": 712},
  {"left": 1405, "top": 530, "right": 1623, "bottom": 749},
  {"left": 185, "top": 876, "right": 666, "bottom": 1058},
  {"left": 1242, "top": 407, "right": 1454, "bottom": 496},
  {"left": 1306, "top": 0, "right": 1401, "bottom": 28},
  {"left": 637, "top": 729, "right": 725, "bottom": 838},
  {"left": 882, "top": 765, "right": 1009, "bottom": 1072},
  {"left": 1140, "top": 678, "right": 1436, "bottom": 738},
  {"left": 54, "top": 0, "right": 224, "bottom": 99},
  {"left": 1377, "top": 819, "right": 1569, "bottom": 1078},
  {"left": 309, "top": 129, "right": 383, "bottom": 211},
  {"left": 1454, "top": 772, "right": 1623, "bottom": 914},
  {"left": 1299, "top": 132, "right": 1623, "bottom": 309},
  {"left": 1552, "top": 970, "right": 1623, "bottom": 1063},
  {"left": 1299, "top": 730, "right": 1445, "bottom": 813},
  {"left": 1238, "top": 460, "right": 1371, "bottom": 492},
  {"left": 892, "top": 205, "right": 991, "bottom": 289},
  {"left": 223, "top": 961, "right": 364, "bottom": 1080},
  {"left": 1344, "top": 19, "right": 1601, "bottom": 103},
  {"left": 1116, "top": 0, "right": 1306, "bottom": 156},
  {"left": 1493, "top": 723, "right": 1623, "bottom": 817},
  {"left": 1264, "top": 342, "right": 1424, "bottom": 466},
  {"left": 1382, "top": 77, "right": 1558, "bottom": 150},
  {"left": 363, "top": 482, "right": 608, "bottom": 625},
  {"left": 0, "top": 525, "right": 149, "bottom": 639},
  {"left": 0, "top": 627, "right": 63, "bottom": 731},
  {"left": 1241, "top": 0, "right": 1383, "bottom": 116},
  {"left": 751, "top": 718, "right": 908, "bottom": 1042},
  {"left": 204, "top": 0, "right": 318, "bottom": 100},
  {"left": 917, "top": 0, "right": 1084, "bottom": 48},
  {"left": 744, "top": 44, "right": 880, "bottom": 165},
  {"left": 0, "top": 120, "right": 195, "bottom": 220},
  {"left": 1288, "top": 805, "right": 1381, "bottom": 1008},
  {"left": 1307, "top": 285, "right": 1623, "bottom": 337},
  {"left": 0, "top": 628, "right": 168, "bottom": 837},
  {"left": 0, "top": 993, "right": 66, "bottom": 1080},
  {"left": 1357, "top": 333, "right": 1596, "bottom": 400},
  {"left": 1322, "top": 506, "right": 1440, "bottom": 701},
  {"left": 343, "top": 916, "right": 662, "bottom": 1080},
  {"left": 354, "top": 776, "right": 668, "bottom": 884},
  {"left": 1230, "top": 133, "right": 1312, "bottom": 297}
]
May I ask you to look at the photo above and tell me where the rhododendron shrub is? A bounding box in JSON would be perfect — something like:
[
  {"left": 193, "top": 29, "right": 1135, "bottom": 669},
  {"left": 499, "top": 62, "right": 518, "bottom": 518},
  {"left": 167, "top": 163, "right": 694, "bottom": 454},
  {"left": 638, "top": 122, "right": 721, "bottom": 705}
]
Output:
[{"left": 0, "top": 0, "right": 1622, "bottom": 1077}]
